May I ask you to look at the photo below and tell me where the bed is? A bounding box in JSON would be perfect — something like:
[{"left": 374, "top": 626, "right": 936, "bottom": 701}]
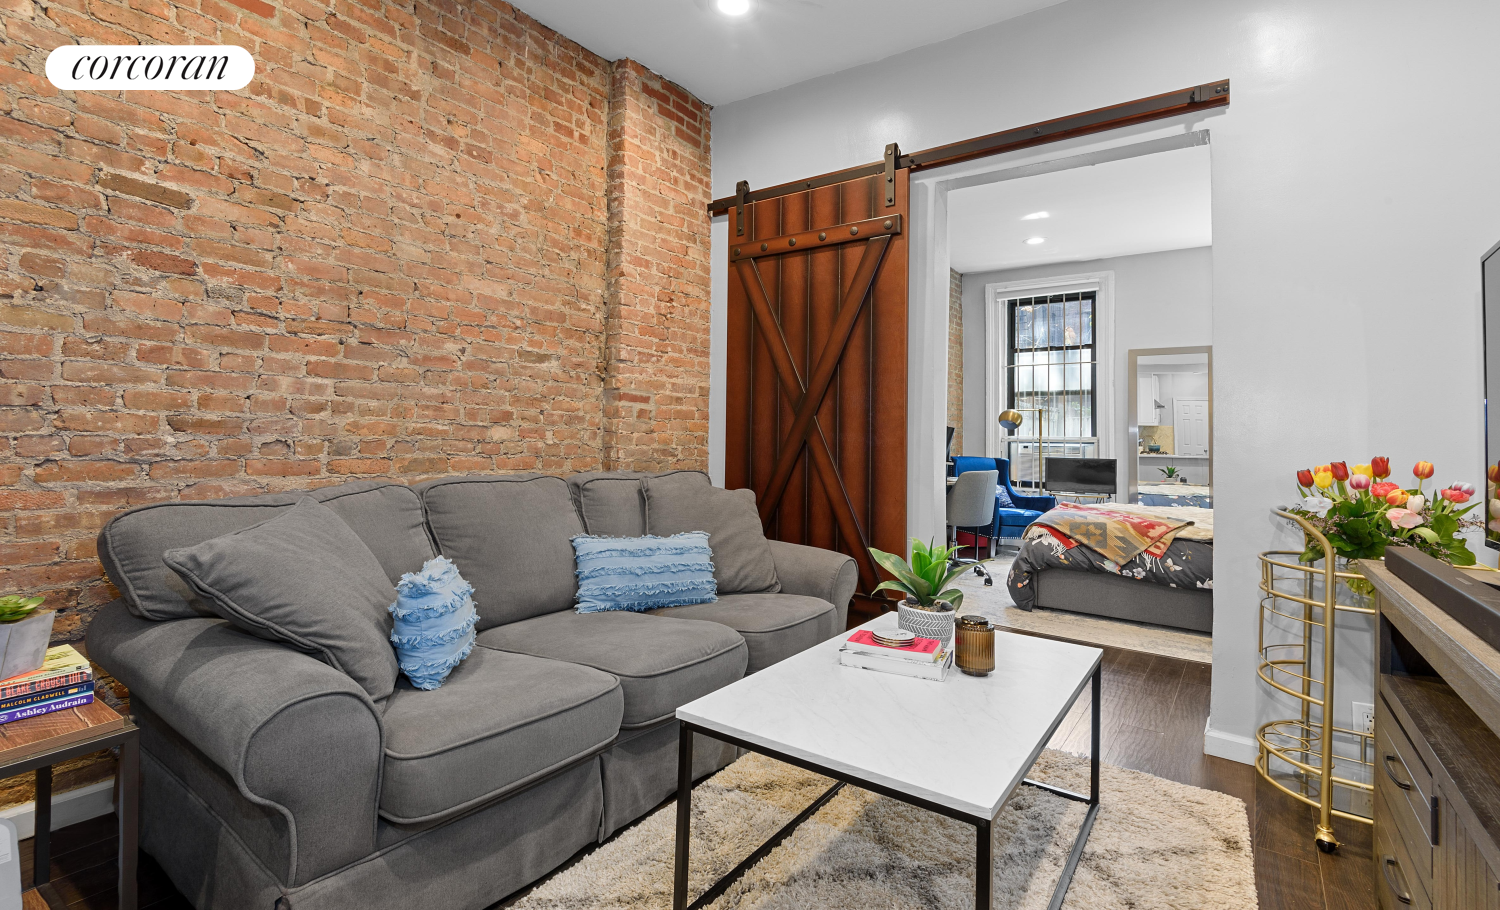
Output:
[{"left": 1005, "top": 502, "right": 1213, "bottom": 634}]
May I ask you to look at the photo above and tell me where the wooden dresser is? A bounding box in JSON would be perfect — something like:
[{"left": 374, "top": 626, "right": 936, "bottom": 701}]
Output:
[{"left": 1365, "top": 562, "right": 1500, "bottom": 910}]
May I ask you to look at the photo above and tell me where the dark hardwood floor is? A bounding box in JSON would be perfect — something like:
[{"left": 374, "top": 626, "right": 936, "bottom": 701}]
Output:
[{"left": 17, "top": 635, "right": 1373, "bottom": 910}]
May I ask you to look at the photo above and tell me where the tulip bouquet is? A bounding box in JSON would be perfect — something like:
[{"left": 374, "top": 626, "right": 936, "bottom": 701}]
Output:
[{"left": 1289, "top": 457, "right": 1480, "bottom": 567}]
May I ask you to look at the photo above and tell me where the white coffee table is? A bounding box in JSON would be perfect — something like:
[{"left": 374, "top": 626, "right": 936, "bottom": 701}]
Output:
[{"left": 672, "top": 611, "right": 1103, "bottom": 910}]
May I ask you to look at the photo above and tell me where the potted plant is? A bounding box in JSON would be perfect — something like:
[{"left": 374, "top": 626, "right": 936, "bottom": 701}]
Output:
[
  {"left": 868, "top": 538, "right": 974, "bottom": 645},
  {"left": 0, "top": 595, "right": 54, "bottom": 681},
  {"left": 1159, "top": 466, "right": 1181, "bottom": 481}
]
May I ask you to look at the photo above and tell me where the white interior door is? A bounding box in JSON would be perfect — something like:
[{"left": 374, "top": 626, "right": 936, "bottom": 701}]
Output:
[{"left": 1173, "top": 398, "right": 1209, "bottom": 456}]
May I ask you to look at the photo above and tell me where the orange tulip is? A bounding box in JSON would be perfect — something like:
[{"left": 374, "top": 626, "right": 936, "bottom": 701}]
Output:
[
  {"left": 1413, "top": 461, "right": 1435, "bottom": 479},
  {"left": 1489, "top": 464, "right": 1500, "bottom": 484},
  {"left": 1386, "top": 488, "right": 1409, "bottom": 506}
]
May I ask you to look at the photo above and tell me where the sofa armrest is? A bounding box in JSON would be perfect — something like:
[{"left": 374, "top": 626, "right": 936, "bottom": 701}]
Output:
[
  {"left": 767, "top": 540, "right": 857, "bottom": 631},
  {"left": 87, "top": 599, "right": 383, "bottom": 885}
]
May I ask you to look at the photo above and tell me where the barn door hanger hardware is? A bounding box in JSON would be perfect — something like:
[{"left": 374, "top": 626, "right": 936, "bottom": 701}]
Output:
[
  {"left": 735, "top": 180, "right": 749, "bottom": 236},
  {"left": 884, "top": 142, "right": 900, "bottom": 207}
]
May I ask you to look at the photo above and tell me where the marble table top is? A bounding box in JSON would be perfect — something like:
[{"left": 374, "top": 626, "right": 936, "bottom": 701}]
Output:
[{"left": 676, "top": 612, "right": 1102, "bottom": 821}]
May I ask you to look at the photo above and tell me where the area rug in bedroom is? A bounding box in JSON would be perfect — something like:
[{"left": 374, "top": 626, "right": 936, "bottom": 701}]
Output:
[
  {"left": 955, "top": 558, "right": 1213, "bottom": 664},
  {"left": 506, "top": 750, "right": 1254, "bottom": 910}
]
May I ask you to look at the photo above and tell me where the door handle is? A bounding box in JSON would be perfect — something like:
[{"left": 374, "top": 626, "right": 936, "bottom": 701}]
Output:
[
  {"left": 1381, "top": 855, "right": 1413, "bottom": 905},
  {"left": 1383, "top": 753, "right": 1413, "bottom": 791}
]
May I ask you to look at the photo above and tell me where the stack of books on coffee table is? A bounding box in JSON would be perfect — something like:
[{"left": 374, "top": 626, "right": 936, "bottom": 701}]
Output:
[
  {"left": 0, "top": 645, "right": 94, "bottom": 726},
  {"left": 837, "top": 628, "right": 953, "bottom": 681}
]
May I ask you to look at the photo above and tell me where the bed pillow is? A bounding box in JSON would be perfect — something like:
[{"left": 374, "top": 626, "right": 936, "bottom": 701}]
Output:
[
  {"left": 162, "top": 497, "right": 400, "bottom": 700},
  {"left": 643, "top": 475, "right": 780, "bottom": 595},
  {"left": 389, "top": 556, "right": 478, "bottom": 690},
  {"left": 572, "top": 532, "right": 718, "bottom": 613}
]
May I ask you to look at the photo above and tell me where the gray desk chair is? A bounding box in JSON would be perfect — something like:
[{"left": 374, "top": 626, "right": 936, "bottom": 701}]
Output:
[{"left": 946, "top": 468, "right": 998, "bottom": 587}]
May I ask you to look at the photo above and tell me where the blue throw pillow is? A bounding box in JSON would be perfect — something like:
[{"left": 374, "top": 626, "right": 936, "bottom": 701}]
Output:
[
  {"left": 388, "top": 556, "right": 477, "bottom": 690},
  {"left": 572, "top": 532, "right": 718, "bottom": 613},
  {"left": 994, "top": 484, "right": 1016, "bottom": 509}
]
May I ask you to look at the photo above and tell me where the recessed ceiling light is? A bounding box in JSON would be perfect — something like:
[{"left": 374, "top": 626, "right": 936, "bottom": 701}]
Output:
[
  {"left": 716, "top": 0, "right": 750, "bottom": 15},
  {"left": 1021, "top": 211, "right": 1049, "bottom": 220},
  {"left": 1024, "top": 237, "right": 1046, "bottom": 245}
]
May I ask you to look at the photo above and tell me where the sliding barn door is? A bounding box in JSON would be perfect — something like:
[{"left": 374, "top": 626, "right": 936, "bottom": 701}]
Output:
[{"left": 723, "top": 170, "right": 908, "bottom": 595}]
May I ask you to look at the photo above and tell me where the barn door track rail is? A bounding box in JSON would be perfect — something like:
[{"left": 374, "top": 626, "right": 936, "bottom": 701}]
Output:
[{"left": 709, "top": 79, "right": 1229, "bottom": 215}]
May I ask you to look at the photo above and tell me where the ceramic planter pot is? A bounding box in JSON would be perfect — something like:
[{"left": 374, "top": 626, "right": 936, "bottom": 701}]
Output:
[
  {"left": 897, "top": 600, "right": 956, "bottom": 646},
  {"left": 0, "top": 610, "right": 55, "bottom": 681}
]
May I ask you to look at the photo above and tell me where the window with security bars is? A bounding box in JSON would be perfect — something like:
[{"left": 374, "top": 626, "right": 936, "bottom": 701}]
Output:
[{"left": 1005, "top": 292, "right": 1097, "bottom": 485}]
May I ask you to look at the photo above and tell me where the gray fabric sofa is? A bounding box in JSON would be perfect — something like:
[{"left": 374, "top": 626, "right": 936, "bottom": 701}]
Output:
[{"left": 86, "top": 470, "right": 857, "bottom": 910}]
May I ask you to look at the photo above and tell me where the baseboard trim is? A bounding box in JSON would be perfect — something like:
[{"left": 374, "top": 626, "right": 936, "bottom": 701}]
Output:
[
  {"left": 1203, "top": 725, "right": 1257, "bottom": 765},
  {"left": 0, "top": 778, "right": 115, "bottom": 840}
]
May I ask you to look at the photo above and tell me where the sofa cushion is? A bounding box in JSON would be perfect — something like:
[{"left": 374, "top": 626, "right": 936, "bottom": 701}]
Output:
[
  {"left": 566, "top": 470, "right": 710, "bottom": 537},
  {"left": 644, "top": 474, "right": 780, "bottom": 595},
  {"left": 100, "top": 480, "right": 435, "bottom": 622},
  {"left": 475, "top": 610, "right": 747, "bottom": 727},
  {"left": 162, "top": 498, "right": 400, "bottom": 700},
  {"left": 650, "top": 593, "right": 837, "bottom": 674},
  {"left": 418, "top": 475, "right": 583, "bottom": 630},
  {"left": 379, "top": 646, "right": 621, "bottom": 824}
]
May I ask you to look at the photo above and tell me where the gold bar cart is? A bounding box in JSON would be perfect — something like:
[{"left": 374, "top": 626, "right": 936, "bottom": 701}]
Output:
[{"left": 1256, "top": 510, "right": 1375, "bottom": 853}]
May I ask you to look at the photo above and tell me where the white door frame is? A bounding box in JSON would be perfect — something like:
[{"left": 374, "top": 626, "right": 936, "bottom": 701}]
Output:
[{"left": 906, "top": 129, "right": 1210, "bottom": 548}]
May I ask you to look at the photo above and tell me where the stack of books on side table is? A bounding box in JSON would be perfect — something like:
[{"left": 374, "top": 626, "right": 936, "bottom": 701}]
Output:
[
  {"left": 0, "top": 645, "right": 94, "bottom": 725},
  {"left": 838, "top": 629, "right": 953, "bottom": 682}
]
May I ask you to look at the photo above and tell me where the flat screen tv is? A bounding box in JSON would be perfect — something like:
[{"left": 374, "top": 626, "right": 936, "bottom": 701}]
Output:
[
  {"left": 1485, "top": 240, "right": 1500, "bottom": 550},
  {"left": 1044, "top": 458, "right": 1117, "bottom": 494}
]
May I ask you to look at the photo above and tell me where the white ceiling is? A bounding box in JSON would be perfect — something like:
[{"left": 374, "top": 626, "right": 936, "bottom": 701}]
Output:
[
  {"left": 947, "top": 145, "right": 1213, "bottom": 274},
  {"left": 509, "top": 0, "right": 1065, "bottom": 106}
]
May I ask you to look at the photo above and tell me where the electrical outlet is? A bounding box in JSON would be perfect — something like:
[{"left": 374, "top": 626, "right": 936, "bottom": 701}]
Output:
[{"left": 1353, "top": 702, "right": 1375, "bottom": 736}]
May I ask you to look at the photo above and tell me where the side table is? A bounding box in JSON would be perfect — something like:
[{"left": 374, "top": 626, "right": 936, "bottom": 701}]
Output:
[{"left": 0, "top": 700, "right": 138, "bottom": 909}]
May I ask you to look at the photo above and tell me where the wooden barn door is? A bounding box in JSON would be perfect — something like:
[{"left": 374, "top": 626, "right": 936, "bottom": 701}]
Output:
[{"left": 723, "top": 163, "right": 908, "bottom": 597}]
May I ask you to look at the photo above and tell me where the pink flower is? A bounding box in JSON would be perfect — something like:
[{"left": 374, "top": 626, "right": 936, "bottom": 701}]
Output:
[
  {"left": 1370, "top": 482, "right": 1400, "bottom": 499},
  {"left": 1450, "top": 482, "right": 1477, "bottom": 496},
  {"left": 1441, "top": 488, "right": 1472, "bottom": 504},
  {"left": 1348, "top": 474, "right": 1371, "bottom": 492},
  {"left": 1386, "top": 508, "right": 1424, "bottom": 529}
]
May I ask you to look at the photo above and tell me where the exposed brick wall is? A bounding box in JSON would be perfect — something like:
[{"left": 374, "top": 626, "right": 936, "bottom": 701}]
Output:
[
  {"left": 601, "top": 60, "right": 711, "bottom": 471},
  {"left": 0, "top": 0, "right": 710, "bottom": 804},
  {"left": 948, "top": 268, "right": 963, "bottom": 454}
]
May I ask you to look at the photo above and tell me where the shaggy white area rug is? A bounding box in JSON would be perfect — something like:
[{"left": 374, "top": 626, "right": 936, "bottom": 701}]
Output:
[{"left": 510, "top": 749, "right": 1255, "bottom": 909}]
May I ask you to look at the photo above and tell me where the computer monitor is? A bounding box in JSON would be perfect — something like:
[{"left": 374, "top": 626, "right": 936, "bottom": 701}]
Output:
[{"left": 1044, "top": 458, "right": 1117, "bottom": 494}]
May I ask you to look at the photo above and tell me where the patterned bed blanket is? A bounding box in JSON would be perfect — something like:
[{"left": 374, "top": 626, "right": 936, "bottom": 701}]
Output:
[{"left": 1006, "top": 507, "right": 1214, "bottom": 611}]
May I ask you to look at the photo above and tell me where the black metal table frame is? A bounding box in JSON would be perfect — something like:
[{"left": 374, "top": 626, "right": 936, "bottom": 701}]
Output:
[
  {"left": 673, "top": 663, "right": 1101, "bottom": 910},
  {"left": 0, "top": 720, "right": 140, "bottom": 910}
]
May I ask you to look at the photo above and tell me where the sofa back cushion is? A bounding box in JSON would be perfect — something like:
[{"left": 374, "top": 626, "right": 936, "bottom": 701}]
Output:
[
  {"left": 644, "top": 474, "right": 781, "bottom": 595},
  {"left": 566, "top": 470, "right": 710, "bottom": 537},
  {"left": 418, "top": 474, "right": 584, "bottom": 629},
  {"left": 162, "top": 498, "right": 400, "bottom": 700},
  {"left": 100, "top": 481, "right": 436, "bottom": 622}
]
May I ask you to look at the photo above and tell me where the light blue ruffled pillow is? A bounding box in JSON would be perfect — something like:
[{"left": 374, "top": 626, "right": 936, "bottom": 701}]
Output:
[
  {"left": 388, "top": 556, "right": 477, "bottom": 690},
  {"left": 572, "top": 532, "right": 717, "bottom": 613}
]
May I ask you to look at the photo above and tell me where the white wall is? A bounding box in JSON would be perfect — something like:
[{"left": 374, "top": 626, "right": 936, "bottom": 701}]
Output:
[
  {"left": 960, "top": 247, "right": 1213, "bottom": 481},
  {"left": 708, "top": 0, "right": 1500, "bottom": 764}
]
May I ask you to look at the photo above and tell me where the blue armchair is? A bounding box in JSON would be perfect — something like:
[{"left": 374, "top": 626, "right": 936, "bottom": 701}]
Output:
[{"left": 951, "top": 456, "right": 1057, "bottom": 548}]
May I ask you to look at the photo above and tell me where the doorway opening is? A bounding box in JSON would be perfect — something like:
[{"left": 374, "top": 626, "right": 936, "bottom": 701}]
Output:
[{"left": 922, "top": 126, "right": 1215, "bottom": 662}]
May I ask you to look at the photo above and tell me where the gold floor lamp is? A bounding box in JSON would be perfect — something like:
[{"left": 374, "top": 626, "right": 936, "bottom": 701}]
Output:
[{"left": 998, "top": 407, "right": 1044, "bottom": 492}]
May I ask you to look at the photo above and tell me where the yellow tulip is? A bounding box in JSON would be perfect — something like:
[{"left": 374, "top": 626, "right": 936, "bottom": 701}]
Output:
[
  {"left": 1314, "top": 471, "right": 1333, "bottom": 489},
  {"left": 1352, "top": 463, "right": 1373, "bottom": 478}
]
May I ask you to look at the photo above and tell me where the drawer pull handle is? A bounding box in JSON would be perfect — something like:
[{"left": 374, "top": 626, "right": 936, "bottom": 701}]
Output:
[
  {"left": 1382, "top": 855, "right": 1413, "bottom": 905},
  {"left": 1384, "top": 753, "right": 1413, "bottom": 791}
]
